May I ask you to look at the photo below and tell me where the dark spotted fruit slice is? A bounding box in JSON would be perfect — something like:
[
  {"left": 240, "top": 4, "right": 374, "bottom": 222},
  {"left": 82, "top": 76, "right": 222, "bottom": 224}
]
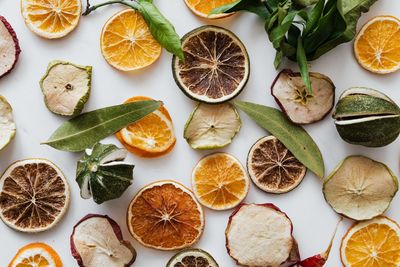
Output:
[
  {"left": 167, "top": 248, "right": 219, "bottom": 267},
  {"left": 0, "top": 159, "right": 70, "bottom": 232},
  {"left": 247, "top": 136, "right": 306, "bottom": 193},
  {"left": 172, "top": 26, "right": 249, "bottom": 104}
]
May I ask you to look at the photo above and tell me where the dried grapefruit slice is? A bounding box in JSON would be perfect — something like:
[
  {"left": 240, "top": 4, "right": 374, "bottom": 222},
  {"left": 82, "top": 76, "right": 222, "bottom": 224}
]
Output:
[
  {"left": 0, "top": 159, "right": 70, "bottom": 232},
  {"left": 167, "top": 248, "right": 219, "bottom": 267},
  {"left": 184, "top": 0, "right": 237, "bottom": 19},
  {"left": 127, "top": 180, "right": 204, "bottom": 250},
  {"left": 8, "top": 242, "right": 62, "bottom": 267}
]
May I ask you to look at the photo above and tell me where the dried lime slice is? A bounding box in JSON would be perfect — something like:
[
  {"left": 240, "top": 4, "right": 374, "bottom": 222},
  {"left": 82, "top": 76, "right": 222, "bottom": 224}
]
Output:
[
  {"left": 167, "top": 248, "right": 219, "bottom": 267},
  {"left": 184, "top": 103, "right": 241, "bottom": 149},
  {"left": 40, "top": 60, "right": 92, "bottom": 116},
  {"left": 0, "top": 96, "right": 16, "bottom": 151},
  {"left": 323, "top": 156, "right": 398, "bottom": 221}
]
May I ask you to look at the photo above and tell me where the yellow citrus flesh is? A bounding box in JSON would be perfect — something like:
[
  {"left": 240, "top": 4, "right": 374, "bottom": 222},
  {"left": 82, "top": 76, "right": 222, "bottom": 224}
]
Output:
[
  {"left": 101, "top": 9, "right": 162, "bottom": 71},
  {"left": 184, "top": 0, "right": 237, "bottom": 19},
  {"left": 8, "top": 243, "right": 63, "bottom": 267},
  {"left": 354, "top": 16, "right": 400, "bottom": 74}
]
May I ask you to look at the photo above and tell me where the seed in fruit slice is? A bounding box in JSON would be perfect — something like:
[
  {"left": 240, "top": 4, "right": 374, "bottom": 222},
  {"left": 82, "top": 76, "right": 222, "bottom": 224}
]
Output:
[
  {"left": 247, "top": 136, "right": 306, "bottom": 194},
  {"left": 172, "top": 26, "right": 250, "bottom": 104},
  {"left": 40, "top": 60, "right": 92, "bottom": 116},
  {"left": 271, "top": 69, "right": 335, "bottom": 124},
  {"left": 8, "top": 242, "right": 62, "bottom": 267},
  {"left": 21, "top": 0, "right": 81, "bottom": 39},
  {"left": 323, "top": 156, "right": 398, "bottom": 221},
  {"left": 167, "top": 248, "right": 219, "bottom": 267},
  {"left": 340, "top": 216, "right": 400, "bottom": 267},
  {"left": 0, "top": 159, "right": 70, "bottom": 232},
  {"left": 0, "top": 16, "right": 21, "bottom": 79},
  {"left": 127, "top": 180, "right": 204, "bottom": 250},
  {"left": 116, "top": 96, "right": 176, "bottom": 157},
  {"left": 184, "top": 103, "right": 241, "bottom": 149},
  {"left": 101, "top": 9, "right": 162, "bottom": 71},
  {"left": 0, "top": 96, "right": 16, "bottom": 151},
  {"left": 71, "top": 214, "right": 136, "bottom": 267},
  {"left": 354, "top": 16, "right": 400, "bottom": 74},
  {"left": 192, "top": 153, "right": 249, "bottom": 210},
  {"left": 184, "top": 0, "right": 236, "bottom": 19}
]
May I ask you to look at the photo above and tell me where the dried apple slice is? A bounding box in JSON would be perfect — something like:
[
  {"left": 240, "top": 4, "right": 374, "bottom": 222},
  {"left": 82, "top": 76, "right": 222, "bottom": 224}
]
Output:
[
  {"left": 0, "top": 16, "right": 21, "bottom": 79},
  {"left": 0, "top": 96, "right": 16, "bottom": 151}
]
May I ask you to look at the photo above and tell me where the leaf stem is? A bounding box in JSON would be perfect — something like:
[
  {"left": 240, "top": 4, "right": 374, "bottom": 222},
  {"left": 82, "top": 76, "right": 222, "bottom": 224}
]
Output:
[{"left": 83, "top": 0, "right": 139, "bottom": 16}]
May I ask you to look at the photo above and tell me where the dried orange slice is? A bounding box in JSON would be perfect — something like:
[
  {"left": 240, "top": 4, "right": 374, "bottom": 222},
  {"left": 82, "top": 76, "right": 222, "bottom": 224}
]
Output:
[
  {"left": 101, "top": 9, "right": 162, "bottom": 71},
  {"left": 354, "top": 16, "right": 400, "bottom": 74},
  {"left": 21, "top": 0, "right": 81, "bottom": 39},
  {"left": 192, "top": 153, "right": 249, "bottom": 210},
  {"left": 184, "top": 0, "right": 237, "bottom": 19},
  {"left": 340, "top": 216, "right": 400, "bottom": 267},
  {"left": 8, "top": 242, "right": 62, "bottom": 267},
  {"left": 127, "top": 180, "right": 204, "bottom": 250},
  {"left": 116, "top": 96, "right": 176, "bottom": 158}
]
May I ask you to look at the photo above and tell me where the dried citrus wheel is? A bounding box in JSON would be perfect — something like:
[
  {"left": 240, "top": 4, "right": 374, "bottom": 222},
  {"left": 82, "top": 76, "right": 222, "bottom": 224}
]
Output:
[
  {"left": 354, "top": 16, "right": 400, "bottom": 74},
  {"left": 247, "top": 136, "right": 306, "bottom": 194},
  {"left": 21, "top": 0, "right": 81, "bottom": 39},
  {"left": 8, "top": 242, "right": 63, "bottom": 267},
  {"left": 0, "top": 159, "right": 70, "bottom": 232},
  {"left": 172, "top": 26, "right": 250, "bottom": 104},
  {"left": 101, "top": 9, "right": 162, "bottom": 71},
  {"left": 116, "top": 96, "right": 176, "bottom": 157},
  {"left": 192, "top": 153, "right": 249, "bottom": 210},
  {"left": 340, "top": 216, "right": 400, "bottom": 267},
  {"left": 127, "top": 180, "right": 204, "bottom": 250},
  {"left": 184, "top": 0, "right": 236, "bottom": 19}
]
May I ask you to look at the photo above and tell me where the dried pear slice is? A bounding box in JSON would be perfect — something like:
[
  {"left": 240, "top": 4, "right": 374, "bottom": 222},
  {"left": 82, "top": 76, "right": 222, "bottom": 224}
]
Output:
[
  {"left": 167, "top": 248, "right": 219, "bottom": 267},
  {"left": 0, "top": 16, "right": 21, "bottom": 79},
  {"left": 40, "top": 60, "right": 92, "bottom": 116},
  {"left": 0, "top": 96, "right": 16, "bottom": 151}
]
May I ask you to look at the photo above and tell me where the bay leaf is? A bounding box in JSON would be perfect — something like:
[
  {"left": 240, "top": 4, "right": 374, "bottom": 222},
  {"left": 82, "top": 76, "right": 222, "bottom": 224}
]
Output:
[{"left": 235, "top": 101, "right": 324, "bottom": 178}]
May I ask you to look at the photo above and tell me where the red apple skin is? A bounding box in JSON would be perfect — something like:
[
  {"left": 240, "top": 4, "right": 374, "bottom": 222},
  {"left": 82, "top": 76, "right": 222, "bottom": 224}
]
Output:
[
  {"left": 0, "top": 16, "right": 21, "bottom": 79},
  {"left": 298, "top": 255, "right": 326, "bottom": 267}
]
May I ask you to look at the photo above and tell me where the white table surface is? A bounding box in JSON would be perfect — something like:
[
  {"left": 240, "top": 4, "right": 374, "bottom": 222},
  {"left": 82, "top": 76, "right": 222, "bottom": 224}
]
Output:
[{"left": 0, "top": 0, "right": 399, "bottom": 266}]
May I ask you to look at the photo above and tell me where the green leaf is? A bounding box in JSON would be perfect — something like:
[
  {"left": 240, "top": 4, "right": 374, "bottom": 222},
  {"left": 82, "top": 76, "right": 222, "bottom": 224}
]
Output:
[
  {"left": 43, "top": 100, "right": 161, "bottom": 152},
  {"left": 210, "top": 0, "right": 270, "bottom": 19},
  {"left": 274, "top": 50, "right": 283, "bottom": 69},
  {"left": 269, "top": 11, "right": 297, "bottom": 49},
  {"left": 235, "top": 101, "right": 324, "bottom": 178},
  {"left": 296, "top": 37, "right": 313, "bottom": 95},
  {"left": 303, "top": 0, "right": 325, "bottom": 36}
]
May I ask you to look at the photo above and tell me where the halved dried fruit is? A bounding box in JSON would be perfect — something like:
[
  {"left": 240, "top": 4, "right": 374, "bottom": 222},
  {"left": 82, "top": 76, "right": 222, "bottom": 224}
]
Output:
[
  {"left": 247, "top": 136, "right": 306, "bottom": 194},
  {"left": 271, "top": 69, "right": 335, "bottom": 124},
  {"left": 0, "top": 159, "right": 70, "bottom": 232},
  {"left": 0, "top": 96, "right": 16, "bottom": 151},
  {"left": 0, "top": 16, "right": 21, "bottom": 79},
  {"left": 127, "top": 180, "right": 204, "bottom": 250},
  {"left": 323, "top": 156, "right": 398, "bottom": 221},
  {"left": 8, "top": 242, "right": 63, "bottom": 267},
  {"left": 40, "top": 60, "right": 92, "bottom": 116},
  {"left": 184, "top": 103, "right": 241, "bottom": 149},
  {"left": 167, "top": 248, "right": 219, "bottom": 267},
  {"left": 71, "top": 214, "right": 136, "bottom": 267},
  {"left": 184, "top": 0, "right": 236, "bottom": 19},
  {"left": 172, "top": 26, "right": 250, "bottom": 104}
]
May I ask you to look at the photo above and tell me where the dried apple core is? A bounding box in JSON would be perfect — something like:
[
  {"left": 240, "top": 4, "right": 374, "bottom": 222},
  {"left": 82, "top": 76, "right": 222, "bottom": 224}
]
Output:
[{"left": 174, "top": 256, "right": 210, "bottom": 267}]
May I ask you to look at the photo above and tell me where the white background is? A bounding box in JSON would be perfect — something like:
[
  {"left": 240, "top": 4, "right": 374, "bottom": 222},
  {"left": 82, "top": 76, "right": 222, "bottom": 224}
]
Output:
[{"left": 0, "top": 0, "right": 399, "bottom": 266}]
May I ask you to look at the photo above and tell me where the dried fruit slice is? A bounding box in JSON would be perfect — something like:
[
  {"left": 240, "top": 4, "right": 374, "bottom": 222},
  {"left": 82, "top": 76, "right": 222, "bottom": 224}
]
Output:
[
  {"left": 184, "top": 103, "right": 241, "bottom": 149},
  {"left": 116, "top": 96, "right": 176, "bottom": 157},
  {"left": 127, "top": 180, "right": 204, "bottom": 250},
  {"left": 0, "top": 159, "right": 70, "bottom": 232},
  {"left": 340, "top": 216, "right": 400, "bottom": 267},
  {"left": 247, "top": 136, "right": 306, "bottom": 194},
  {"left": 271, "top": 69, "right": 335, "bottom": 124},
  {"left": 167, "top": 248, "right": 219, "bottom": 267},
  {"left": 323, "top": 156, "right": 398, "bottom": 221},
  {"left": 21, "top": 0, "right": 81, "bottom": 39},
  {"left": 8, "top": 242, "right": 62, "bottom": 267},
  {"left": 40, "top": 60, "right": 92, "bottom": 116},
  {"left": 101, "top": 9, "right": 162, "bottom": 71},
  {"left": 71, "top": 214, "right": 136, "bottom": 267},
  {"left": 0, "top": 16, "right": 21, "bottom": 79},
  {"left": 0, "top": 96, "right": 16, "bottom": 151},
  {"left": 192, "top": 153, "right": 249, "bottom": 210},
  {"left": 172, "top": 26, "right": 249, "bottom": 104},
  {"left": 184, "top": 0, "right": 236, "bottom": 19}
]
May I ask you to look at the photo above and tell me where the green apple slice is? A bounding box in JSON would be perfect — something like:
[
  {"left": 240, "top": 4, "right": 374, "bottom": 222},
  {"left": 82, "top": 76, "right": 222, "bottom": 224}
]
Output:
[{"left": 0, "top": 96, "right": 16, "bottom": 151}]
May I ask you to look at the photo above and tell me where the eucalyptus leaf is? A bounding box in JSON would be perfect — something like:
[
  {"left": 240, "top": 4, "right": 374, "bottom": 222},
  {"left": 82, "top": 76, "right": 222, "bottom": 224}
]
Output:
[{"left": 210, "top": 0, "right": 270, "bottom": 19}]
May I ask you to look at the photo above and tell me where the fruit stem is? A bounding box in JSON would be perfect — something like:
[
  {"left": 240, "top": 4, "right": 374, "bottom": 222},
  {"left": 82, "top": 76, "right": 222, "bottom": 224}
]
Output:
[
  {"left": 83, "top": 0, "right": 139, "bottom": 16},
  {"left": 321, "top": 217, "right": 343, "bottom": 260}
]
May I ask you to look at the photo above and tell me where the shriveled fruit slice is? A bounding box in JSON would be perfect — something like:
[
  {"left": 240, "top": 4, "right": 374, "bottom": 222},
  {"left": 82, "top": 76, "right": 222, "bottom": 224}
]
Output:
[
  {"left": 40, "top": 60, "right": 92, "bottom": 116},
  {"left": 0, "top": 159, "right": 70, "bottom": 232},
  {"left": 192, "top": 153, "right": 249, "bottom": 210},
  {"left": 167, "top": 248, "right": 219, "bottom": 267},
  {"left": 0, "top": 96, "right": 16, "bottom": 151},
  {"left": 247, "top": 136, "right": 306, "bottom": 194},
  {"left": 0, "top": 16, "right": 21, "bottom": 79},
  {"left": 116, "top": 96, "right": 176, "bottom": 157},
  {"left": 8, "top": 242, "right": 62, "bottom": 267},
  {"left": 323, "top": 156, "right": 398, "bottom": 221},
  {"left": 271, "top": 69, "right": 335, "bottom": 124},
  {"left": 226, "top": 203, "right": 299, "bottom": 267},
  {"left": 354, "top": 16, "right": 400, "bottom": 74},
  {"left": 71, "top": 214, "right": 136, "bottom": 267},
  {"left": 21, "top": 0, "right": 81, "bottom": 39},
  {"left": 172, "top": 26, "right": 249, "bottom": 104},
  {"left": 184, "top": 0, "right": 236, "bottom": 19},
  {"left": 101, "top": 9, "right": 162, "bottom": 71},
  {"left": 127, "top": 180, "right": 204, "bottom": 250},
  {"left": 184, "top": 103, "right": 241, "bottom": 149},
  {"left": 340, "top": 216, "right": 400, "bottom": 267}
]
